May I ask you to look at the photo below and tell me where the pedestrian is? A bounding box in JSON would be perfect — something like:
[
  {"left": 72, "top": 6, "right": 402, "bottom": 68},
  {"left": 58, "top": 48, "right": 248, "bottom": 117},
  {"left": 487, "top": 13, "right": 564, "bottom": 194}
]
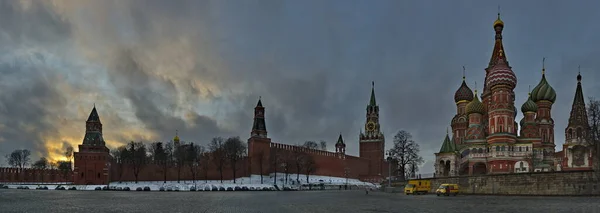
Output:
[{"left": 365, "top": 187, "right": 369, "bottom": 195}]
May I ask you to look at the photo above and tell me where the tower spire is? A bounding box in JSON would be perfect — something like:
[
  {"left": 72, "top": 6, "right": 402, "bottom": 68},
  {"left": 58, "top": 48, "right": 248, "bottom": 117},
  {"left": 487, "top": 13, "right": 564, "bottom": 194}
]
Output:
[
  {"left": 488, "top": 10, "right": 507, "bottom": 68},
  {"left": 567, "top": 70, "right": 589, "bottom": 134},
  {"left": 369, "top": 81, "right": 377, "bottom": 106}
]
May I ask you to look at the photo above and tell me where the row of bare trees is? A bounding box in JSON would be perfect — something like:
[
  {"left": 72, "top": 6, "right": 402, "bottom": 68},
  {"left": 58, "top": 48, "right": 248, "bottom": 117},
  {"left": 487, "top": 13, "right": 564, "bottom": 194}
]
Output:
[
  {"left": 4, "top": 147, "right": 74, "bottom": 183},
  {"left": 111, "top": 136, "right": 247, "bottom": 184}
]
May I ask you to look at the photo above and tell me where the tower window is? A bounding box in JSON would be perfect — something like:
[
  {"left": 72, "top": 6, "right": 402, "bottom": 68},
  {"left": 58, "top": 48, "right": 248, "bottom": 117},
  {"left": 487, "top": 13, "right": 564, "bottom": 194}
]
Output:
[{"left": 577, "top": 128, "right": 582, "bottom": 138}]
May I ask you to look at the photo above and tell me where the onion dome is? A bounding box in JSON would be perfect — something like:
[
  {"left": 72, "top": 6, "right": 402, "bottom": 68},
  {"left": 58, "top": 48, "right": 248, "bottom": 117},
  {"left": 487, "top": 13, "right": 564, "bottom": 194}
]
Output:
[
  {"left": 493, "top": 13, "right": 504, "bottom": 28},
  {"left": 486, "top": 51, "right": 517, "bottom": 90},
  {"left": 173, "top": 130, "right": 180, "bottom": 142},
  {"left": 454, "top": 77, "right": 474, "bottom": 104},
  {"left": 521, "top": 93, "right": 538, "bottom": 113},
  {"left": 530, "top": 62, "right": 556, "bottom": 103},
  {"left": 466, "top": 90, "right": 485, "bottom": 115}
]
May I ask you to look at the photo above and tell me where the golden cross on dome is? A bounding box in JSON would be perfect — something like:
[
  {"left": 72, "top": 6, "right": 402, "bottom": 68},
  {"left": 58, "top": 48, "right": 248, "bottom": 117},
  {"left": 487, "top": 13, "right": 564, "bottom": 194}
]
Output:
[
  {"left": 578, "top": 65, "right": 581, "bottom": 75},
  {"left": 528, "top": 85, "right": 531, "bottom": 96},
  {"left": 462, "top": 66, "right": 466, "bottom": 80},
  {"left": 474, "top": 81, "right": 478, "bottom": 94}
]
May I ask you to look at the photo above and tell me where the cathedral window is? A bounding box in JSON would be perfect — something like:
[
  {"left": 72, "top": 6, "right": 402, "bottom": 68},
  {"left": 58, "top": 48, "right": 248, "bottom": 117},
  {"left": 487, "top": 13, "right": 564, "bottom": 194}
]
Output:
[
  {"left": 501, "top": 146, "right": 505, "bottom": 151},
  {"left": 577, "top": 127, "right": 582, "bottom": 138},
  {"left": 569, "top": 129, "right": 573, "bottom": 139},
  {"left": 496, "top": 146, "right": 500, "bottom": 152}
]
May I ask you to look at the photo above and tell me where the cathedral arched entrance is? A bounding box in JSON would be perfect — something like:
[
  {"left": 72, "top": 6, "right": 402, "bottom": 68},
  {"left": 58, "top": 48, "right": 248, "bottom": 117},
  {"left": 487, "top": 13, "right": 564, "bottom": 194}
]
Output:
[{"left": 472, "top": 162, "right": 487, "bottom": 175}]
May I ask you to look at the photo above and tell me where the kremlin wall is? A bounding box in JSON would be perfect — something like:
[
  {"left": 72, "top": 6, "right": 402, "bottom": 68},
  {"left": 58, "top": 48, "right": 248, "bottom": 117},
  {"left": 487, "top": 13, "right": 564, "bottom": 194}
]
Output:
[{"left": 0, "top": 83, "right": 392, "bottom": 185}]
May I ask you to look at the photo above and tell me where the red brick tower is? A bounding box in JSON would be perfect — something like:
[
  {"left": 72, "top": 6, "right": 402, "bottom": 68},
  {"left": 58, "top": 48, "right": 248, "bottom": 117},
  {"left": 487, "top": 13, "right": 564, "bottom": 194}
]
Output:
[
  {"left": 73, "top": 106, "right": 110, "bottom": 185},
  {"left": 484, "top": 13, "right": 518, "bottom": 174},
  {"left": 359, "top": 82, "right": 385, "bottom": 177},
  {"left": 248, "top": 97, "right": 272, "bottom": 176}
]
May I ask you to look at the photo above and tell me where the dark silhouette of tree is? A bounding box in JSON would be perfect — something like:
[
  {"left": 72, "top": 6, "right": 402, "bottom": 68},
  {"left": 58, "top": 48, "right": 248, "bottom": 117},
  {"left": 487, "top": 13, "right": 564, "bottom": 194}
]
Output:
[
  {"left": 209, "top": 137, "right": 227, "bottom": 183},
  {"left": 388, "top": 130, "right": 424, "bottom": 181},
  {"left": 319, "top": 140, "right": 327, "bottom": 151},
  {"left": 185, "top": 143, "right": 205, "bottom": 183},
  {"left": 33, "top": 157, "right": 49, "bottom": 182},
  {"left": 255, "top": 150, "right": 266, "bottom": 184},
  {"left": 201, "top": 152, "right": 210, "bottom": 183},
  {"left": 65, "top": 146, "right": 74, "bottom": 182},
  {"left": 587, "top": 97, "right": 600, "bottom": 174},
  {"left": 57, "top": 160, "right": 71, "bottom": 183},
  {"left": 303, "top": 154, "right": 317, "bottom": 185},
  {"left": 127, "top": 141, "right": 148, "bottom": 183},
  {"left": 303, "top": 141, "right": 318, "bottom": 149},
  {"left": 150, "top": 142, "right": 169, "bottom": 183},
  {"left": 174, "top": 142, "right": 187, "bottom": 183},
  {"left": 225, "top": 136, "right": 247, "bottom": 183},
  {"left": 110, "top": 145, "right": 128, "bottom": 183},
  {"left": 65, "top": 146, "right": 74, "bottom": 169},
  {"left": 5, "top": 149, "right": 31, "bottom": 181}
]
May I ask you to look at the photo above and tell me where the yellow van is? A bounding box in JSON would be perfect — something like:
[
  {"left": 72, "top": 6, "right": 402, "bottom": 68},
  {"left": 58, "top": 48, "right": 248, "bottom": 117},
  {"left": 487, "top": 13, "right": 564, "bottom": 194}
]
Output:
[
  {"left": 404, "top": 180, "right": 430, "bottom": 195},
  {"left": 435, "top": 183, "right": 459, "bottom": 196}
]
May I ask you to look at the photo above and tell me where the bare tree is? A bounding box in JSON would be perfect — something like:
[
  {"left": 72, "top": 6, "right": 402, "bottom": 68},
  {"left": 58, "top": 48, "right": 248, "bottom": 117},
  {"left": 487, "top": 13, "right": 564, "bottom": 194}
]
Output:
[
  {"left": 293, "top": 145, "right": 305, "bottom": 183},
  {"left": 319, "top": 140, "right": 327, "bottom": 151},
  {"left": 388, "top": 130, "right": 424, "bottom": 181},
  {"left": 587, "top": 97, "right": 600, "bottom": 173},
  {"left": 57, "top": 160, "right": 71, "bottom": 182},
  {"left": 303, "top": 154, "right": 317, "bottom": 185},
  {"left": 150, "top": 142, "right": 170, "bottom": 183},
  {"left": 33, "top": 157, "right": 49, "bottom": 182},
  {"left": 6, "top": 149, "right": 31, "bottom": 169},
  {"left": 127, "top": 141, "right": 148, "bottom": 183},
  {"left": 174, "top": 142, "right": 186, "bottom": 183},
  {"left": 186, "top": 143, "right": 205, "bottom": 183},
  {"left": 201, "top": 152, "right": 210, "bottom": 183},
  {"left": 225, "top": 137, "right": 247, "bottom": 183},
  {"left": 255, "top": 150, "right": 266, "bottom": 184},
  {"left": 303, "top": 141, "right": 318, "bottom": 149},
  {"left": 65, "top": 146, "right": 74, "bottom": 169},
  {"left": 5, "top": 149, "right": 31, "bottom": 180},
  {"left": 209, "top": 137, "right": 227, "bottom": 183},
  {"left": 110, "top": 145, "right": 128, "bottom": 183}
]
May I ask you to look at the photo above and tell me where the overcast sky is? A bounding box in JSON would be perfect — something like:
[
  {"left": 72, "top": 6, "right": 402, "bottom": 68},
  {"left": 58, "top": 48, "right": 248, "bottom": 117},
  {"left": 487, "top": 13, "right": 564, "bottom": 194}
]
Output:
[{"left": 0, "top": 0, "right": 599, "bottom": 174}]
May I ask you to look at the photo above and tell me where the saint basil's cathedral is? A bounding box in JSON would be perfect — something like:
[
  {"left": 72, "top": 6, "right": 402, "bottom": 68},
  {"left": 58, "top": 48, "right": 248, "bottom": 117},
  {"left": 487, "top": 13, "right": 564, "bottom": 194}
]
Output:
[{"left": 435, "top": 13, "right": 594, "bottom": 177}]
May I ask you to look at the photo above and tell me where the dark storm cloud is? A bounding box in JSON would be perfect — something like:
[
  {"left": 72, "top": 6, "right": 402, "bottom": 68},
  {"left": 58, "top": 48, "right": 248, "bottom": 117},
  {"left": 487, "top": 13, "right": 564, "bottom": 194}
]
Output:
[
  {"left": 1, "top": 0, "right": 600, "bottom": 173},
  {"left": 0, "top": 1, "right": 72, "bottom": 164}
]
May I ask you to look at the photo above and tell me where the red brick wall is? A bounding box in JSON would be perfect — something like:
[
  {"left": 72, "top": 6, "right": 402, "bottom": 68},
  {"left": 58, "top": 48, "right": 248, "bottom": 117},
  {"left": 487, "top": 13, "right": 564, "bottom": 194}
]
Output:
[{"left": 0, "top": 167, "right": 72, "bottom": 183}]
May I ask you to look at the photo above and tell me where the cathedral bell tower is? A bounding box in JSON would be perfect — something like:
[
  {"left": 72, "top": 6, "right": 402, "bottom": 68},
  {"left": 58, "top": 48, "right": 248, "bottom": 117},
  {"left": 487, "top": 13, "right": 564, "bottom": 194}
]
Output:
[{"left": 359, "top": 82, "right": 385, "bottom": 177}]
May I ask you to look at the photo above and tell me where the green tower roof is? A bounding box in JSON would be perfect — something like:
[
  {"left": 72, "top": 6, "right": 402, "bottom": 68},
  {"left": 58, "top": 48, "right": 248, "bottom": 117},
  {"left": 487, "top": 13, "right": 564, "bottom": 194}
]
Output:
[{"left": 439, "top": 131, "right": 456, "bottom": 153}]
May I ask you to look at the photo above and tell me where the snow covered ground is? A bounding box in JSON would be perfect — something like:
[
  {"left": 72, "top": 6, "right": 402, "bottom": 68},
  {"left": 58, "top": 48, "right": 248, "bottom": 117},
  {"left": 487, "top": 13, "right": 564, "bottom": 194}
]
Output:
[{"left": 1, "top": 173, "right": 379, "bottom": 191}]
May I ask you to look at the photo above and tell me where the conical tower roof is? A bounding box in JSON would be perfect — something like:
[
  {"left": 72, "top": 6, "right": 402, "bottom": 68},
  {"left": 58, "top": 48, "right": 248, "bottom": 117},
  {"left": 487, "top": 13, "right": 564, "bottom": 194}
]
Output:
[{"left": 439, "top": 130, "right": 456, "bottom": 153}]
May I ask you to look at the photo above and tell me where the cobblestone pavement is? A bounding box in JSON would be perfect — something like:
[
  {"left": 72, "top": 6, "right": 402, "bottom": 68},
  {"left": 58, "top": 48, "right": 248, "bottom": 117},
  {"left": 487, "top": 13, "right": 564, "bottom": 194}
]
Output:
[{"left": 1, "top": 189, "right": 600, "bottom": 213}]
